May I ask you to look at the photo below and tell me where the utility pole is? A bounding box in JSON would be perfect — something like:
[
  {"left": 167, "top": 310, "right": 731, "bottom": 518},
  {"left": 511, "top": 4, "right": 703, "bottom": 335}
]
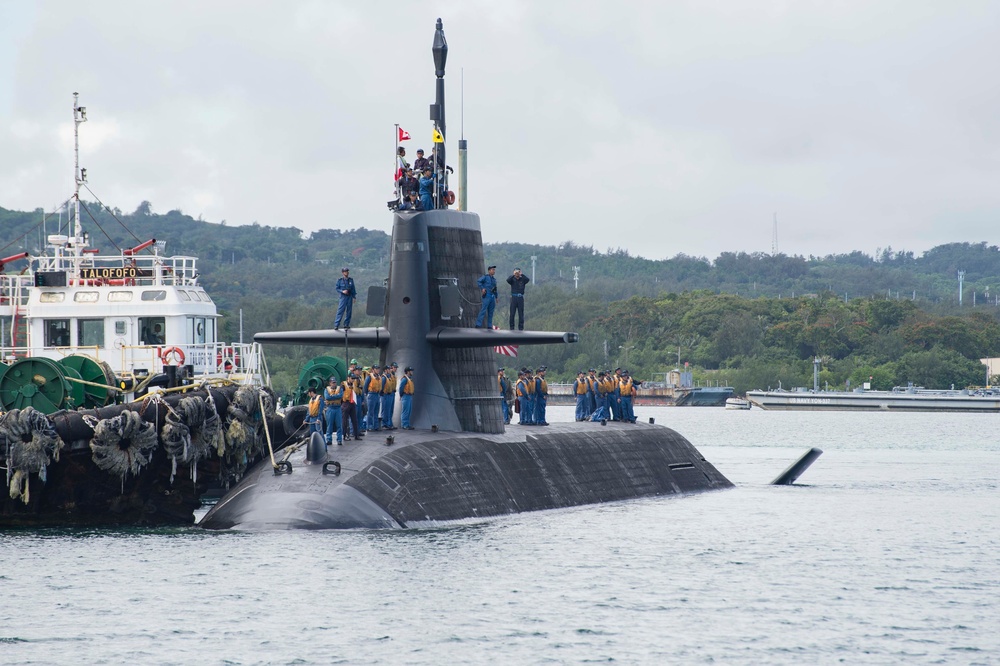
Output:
[
  {"left": 530, "top": 255, "right": 537, "bottom": 284},
  {"left": 572, "top": 265, "right": 580, "bottom": 290}
]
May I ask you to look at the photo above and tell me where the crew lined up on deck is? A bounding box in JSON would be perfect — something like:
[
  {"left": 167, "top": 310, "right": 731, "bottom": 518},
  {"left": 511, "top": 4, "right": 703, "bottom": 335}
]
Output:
[
  {"left": 573, "top": 368, "right": 639, "bottom": 423},
  {"left": 307, "top": 360, "right": 414, "bottom": 444}
]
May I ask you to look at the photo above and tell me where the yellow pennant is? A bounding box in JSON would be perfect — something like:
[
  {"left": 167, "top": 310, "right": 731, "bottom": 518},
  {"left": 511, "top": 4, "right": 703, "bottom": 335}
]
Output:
[{"left": 432, "top": 128, "right": 444, "bottom": 143}]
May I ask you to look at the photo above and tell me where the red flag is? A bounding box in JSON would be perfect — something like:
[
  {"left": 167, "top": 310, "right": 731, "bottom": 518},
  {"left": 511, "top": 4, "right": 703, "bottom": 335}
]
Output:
[
  {"left": 493, "top": 326, "right": 519, "bottom": 356},
  {"left": 398, "top": 127, "right": 411, "bottom": 141}
]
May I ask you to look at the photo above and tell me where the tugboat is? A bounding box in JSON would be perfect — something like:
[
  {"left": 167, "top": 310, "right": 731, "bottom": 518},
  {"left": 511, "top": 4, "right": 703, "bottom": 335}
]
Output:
[{"left": 0, "top": 95, "right": 285, "bottom": 526}]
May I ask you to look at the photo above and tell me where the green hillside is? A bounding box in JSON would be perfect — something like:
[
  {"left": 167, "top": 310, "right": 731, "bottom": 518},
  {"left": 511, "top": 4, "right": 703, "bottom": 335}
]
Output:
[{"left": 4, "top": 202, "right": 1000, "bottom": 394}]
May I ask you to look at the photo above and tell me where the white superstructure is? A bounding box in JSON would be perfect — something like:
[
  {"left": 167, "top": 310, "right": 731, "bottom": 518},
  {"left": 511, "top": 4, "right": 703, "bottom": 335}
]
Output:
[{"left": 0, "top": 93, "right": 266, "bottom": 387}]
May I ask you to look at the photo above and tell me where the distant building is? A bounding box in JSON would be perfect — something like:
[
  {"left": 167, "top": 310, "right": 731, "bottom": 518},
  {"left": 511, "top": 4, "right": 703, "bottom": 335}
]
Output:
[{"left": 980, "top": 357, "right": 1000, "bottom": 383}]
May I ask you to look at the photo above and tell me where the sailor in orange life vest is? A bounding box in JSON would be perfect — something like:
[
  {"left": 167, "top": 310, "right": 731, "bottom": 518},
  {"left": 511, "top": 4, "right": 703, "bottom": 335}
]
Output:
[
  {"left": 381, "top": 362, "right": 398, "bottom": 430},
  {"left": 323, "top": 376, "right": 344, "bottom": 445},
  {"left": 515, "top": 368, "right": 534, "bottom": 425},
  {"left": 340, "top": 374, "right": 363, "bottom": 441},
  {"left": 305, "top": 387, "right": 323, "bottom": 436},
  {"left": 573, "top": 371, "right": 589, "bottom": 421},
  {"left": 364, "top": 364, "right": 383, "bottom": 432},
  {"left": 533, "top": 366, "right": 550, "bottom": 425},
  {"left": 398, "top": 366, "right": 415, "bottom": 429}
]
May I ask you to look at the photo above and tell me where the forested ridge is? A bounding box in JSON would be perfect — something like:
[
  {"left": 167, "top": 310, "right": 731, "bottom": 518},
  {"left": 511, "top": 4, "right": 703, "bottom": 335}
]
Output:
[{"left": 4, "top": 202, "right": 1000, "bottom": 393}]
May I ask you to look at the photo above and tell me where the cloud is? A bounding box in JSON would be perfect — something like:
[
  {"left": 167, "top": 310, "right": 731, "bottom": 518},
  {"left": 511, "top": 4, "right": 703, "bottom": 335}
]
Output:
[{"left": 2, "top": 0, "right": 999, "bottom": 261}]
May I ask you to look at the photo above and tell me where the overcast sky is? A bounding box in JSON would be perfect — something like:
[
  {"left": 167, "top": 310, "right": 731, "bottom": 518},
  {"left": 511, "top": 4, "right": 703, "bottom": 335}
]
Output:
[{"left": 2, "top": 1, "right": 998, "bottom": 261}]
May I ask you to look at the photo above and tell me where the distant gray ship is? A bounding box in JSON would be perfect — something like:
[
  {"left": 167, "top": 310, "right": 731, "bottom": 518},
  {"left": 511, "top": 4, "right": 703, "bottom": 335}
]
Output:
[{"left": 747, "top": 386, "right": 1000, "bottom": 412}]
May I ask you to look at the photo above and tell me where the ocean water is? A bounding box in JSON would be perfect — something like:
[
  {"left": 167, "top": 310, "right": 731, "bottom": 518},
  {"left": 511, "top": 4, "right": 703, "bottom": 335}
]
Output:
[{"left": 2, "top": 406, "right": 999, "bottom": 665}]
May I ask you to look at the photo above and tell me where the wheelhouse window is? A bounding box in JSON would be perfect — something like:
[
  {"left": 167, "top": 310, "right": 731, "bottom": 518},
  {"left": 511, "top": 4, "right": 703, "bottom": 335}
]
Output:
[
  {"left": 44, "top": 319, "right": 70, "bottom": 346},
  {"left": 139, "top": 317, "right": 165, "bottom": 345},
  {"left": 40, "top": 292, "right": 65, "bottom": 303},
  {"left": 188, "top": 316, "right": 213, "bottom": 344},
  {"left": 141, "top": 290, "right": 167, "bottom": 301},
  {"left": 74, "top": 291, "right": 99, "bottom": 303},
  {"left": 78, "top": 319, "right": 105, "bottom": 347},
  {"left": 109, "top": 291, "right": 133, "bottom": 302}
]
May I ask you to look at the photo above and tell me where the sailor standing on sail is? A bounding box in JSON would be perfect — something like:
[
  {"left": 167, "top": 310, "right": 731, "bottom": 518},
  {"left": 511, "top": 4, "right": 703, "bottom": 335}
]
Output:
[
  {"left": 334, "top": 267, "right": 357, "bottom": 330},
  {"left": 475, "top": 266, "right": 498, "bottom": 328},
  {"left": 506, "top": 267, "right": 530, "bottom": 330}
]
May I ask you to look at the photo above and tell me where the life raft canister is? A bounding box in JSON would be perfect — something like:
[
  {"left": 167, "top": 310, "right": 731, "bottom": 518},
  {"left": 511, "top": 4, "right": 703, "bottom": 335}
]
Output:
[{"left": 216, "top": 346, "right": 241, "bottom": 371}]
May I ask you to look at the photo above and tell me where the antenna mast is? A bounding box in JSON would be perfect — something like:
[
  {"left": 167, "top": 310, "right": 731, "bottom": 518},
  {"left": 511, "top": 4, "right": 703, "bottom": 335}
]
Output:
[{"left": 72, "top": 93, "right": 88, "bottom": 244}]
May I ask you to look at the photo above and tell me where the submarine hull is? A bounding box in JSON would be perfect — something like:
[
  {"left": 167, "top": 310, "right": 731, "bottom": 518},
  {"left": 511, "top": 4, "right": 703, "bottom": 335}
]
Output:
[{"left": 199, "top": 422, "right": 733, "bottom": 530}]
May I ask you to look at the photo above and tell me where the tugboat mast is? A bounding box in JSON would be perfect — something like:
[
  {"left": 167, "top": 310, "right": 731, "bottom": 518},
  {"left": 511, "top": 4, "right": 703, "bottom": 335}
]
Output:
[{"left": 72, "top": 92, "right": 88, "bottom": 273}]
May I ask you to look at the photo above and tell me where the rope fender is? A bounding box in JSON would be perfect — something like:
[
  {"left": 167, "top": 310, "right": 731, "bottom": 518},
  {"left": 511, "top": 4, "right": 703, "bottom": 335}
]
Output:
[
  {"left": 221, "top": 386, "right": 276, "bottom": 480},
  {"left": 1, "top": 407, "right": 63, "bottom": 503},
  {"left": 89, "top": 410, "right": 158, "bottom": 479},
  {"left": 162, "top": 394, "right": 222, "bottom": 484}
]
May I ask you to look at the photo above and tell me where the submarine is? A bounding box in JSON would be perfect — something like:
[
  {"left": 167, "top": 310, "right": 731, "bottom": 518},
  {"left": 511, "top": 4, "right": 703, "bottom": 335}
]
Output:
[{"left": 199, "top": 19, "right": 734, "bottom": 530}]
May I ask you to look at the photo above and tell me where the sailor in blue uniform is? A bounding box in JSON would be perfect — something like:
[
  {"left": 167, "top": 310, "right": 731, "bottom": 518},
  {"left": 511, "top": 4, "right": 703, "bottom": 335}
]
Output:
[
  {"left": 418, "top": 168, "right": 435, "bottom": 211},
  {"left": 515, "top": 370, "right": 533, "bottom": 425},
  {"left": 323, "top": 377, "right": 344, "bottom": 445},
  {"left": 533, "top": 367, "right": 549, "bottom": 425},
  {"left": 475, "top": 265, "right": 498, "bottom": 328},
  {"left": 498, "top": 367, "right": 511, "bottom": 424},
  {"left": 398, "top": 366, "right": 415, "bottom": 429},
  {"left": 364, "top": 365, "right": 383, "bottom": 431},
  {"left": 573, "top": 372, "right": 589, "bottom": 421},
  {"left": 506, "top": 267, "right": 530, "bottom": 330},
  {"left": 334, "top": 267, "right": 357, "bottom": 330}
]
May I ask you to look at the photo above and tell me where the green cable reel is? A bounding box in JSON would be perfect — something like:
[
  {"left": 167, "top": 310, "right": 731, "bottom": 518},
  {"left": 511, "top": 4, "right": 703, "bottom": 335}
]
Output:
[
  {"left": 0, "top": 357, "right": 73, "bottom": 414},
  {"left": 295, "top": 356, "right": 348, "bottom": 405},
  {"left": 59, "top": 355, "right": 117, "bottom": 409}
]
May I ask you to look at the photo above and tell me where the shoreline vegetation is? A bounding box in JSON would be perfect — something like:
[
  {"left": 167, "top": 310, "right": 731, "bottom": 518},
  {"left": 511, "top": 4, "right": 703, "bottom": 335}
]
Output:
[{"left": 4, "top": 203, "right": 1000, "bottom": 394}]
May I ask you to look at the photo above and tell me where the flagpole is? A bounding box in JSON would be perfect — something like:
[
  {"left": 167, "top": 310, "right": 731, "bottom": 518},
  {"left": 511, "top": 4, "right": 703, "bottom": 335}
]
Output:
[
  {"left": 433, "top": 124, "right": 440, "bottom": 210},
  {"left": 394, "top": 123, "right": 400, "bottom": 201}
]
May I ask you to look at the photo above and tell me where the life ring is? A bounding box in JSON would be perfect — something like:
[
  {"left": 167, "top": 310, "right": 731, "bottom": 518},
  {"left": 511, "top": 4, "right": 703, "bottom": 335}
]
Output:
[
  {"left": 159, "top": 346, "right": 186, "bottom": 366},
  {"left": 445, "top": 190, "right": 456, "bottom": 205},
  {"left": 215, "top": 346, "right": 240, "bottom": 371}
]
